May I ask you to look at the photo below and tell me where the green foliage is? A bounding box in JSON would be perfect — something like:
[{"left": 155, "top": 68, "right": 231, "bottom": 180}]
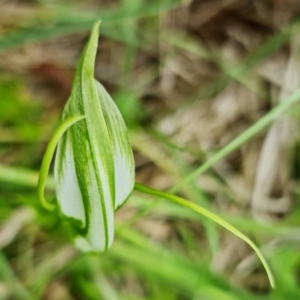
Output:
[{"left": 1, "top": 0, "right": 300, "bottom": 299}]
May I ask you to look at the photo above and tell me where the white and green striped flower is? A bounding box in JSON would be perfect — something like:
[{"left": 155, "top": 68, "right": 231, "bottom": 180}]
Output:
[
  {"left": 37, "top": 21, "right": 135, "bottom": 253},
  {"left": 37, "top": 22, "right": 275, "bottom": 288}
]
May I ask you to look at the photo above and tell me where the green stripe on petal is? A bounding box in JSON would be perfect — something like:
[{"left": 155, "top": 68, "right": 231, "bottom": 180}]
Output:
[
  {"left": 96, "top": 81, "right": 135, "bottom": 210},
  {"left": 55, "top": 127, "right": 86, "bottom": 228},
  {"left": 81, "top": 156, "right": 114, "bottom": 251}
]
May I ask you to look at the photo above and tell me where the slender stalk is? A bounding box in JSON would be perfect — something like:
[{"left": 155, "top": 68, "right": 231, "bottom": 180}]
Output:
[
  {"left": 37, "top": 115, "right": 86, "bottom": 211},
  {"left": 134, "top": 182, "right": 275, "bottom": 288}
]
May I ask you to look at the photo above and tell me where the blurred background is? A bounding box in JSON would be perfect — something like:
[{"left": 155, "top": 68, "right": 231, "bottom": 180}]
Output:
[{"left": 1, "top": 0, "right": 300, "bottom": 299}]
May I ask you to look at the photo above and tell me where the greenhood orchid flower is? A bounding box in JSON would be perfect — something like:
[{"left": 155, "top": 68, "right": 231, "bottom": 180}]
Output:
[
  {"left": 37, "top": 21, "right": 275, "bottom": 288},
  {"left": 37, "top": 21, "right": 135, "bottom": 252}
]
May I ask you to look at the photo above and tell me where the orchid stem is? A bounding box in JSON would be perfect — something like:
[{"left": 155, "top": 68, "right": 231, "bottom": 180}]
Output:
[
  {"left": 134, "top": 182, "right": 275, "bottom": 289},
  {"left": 37, "top": 115, "right": 86, "bottom": 211}
]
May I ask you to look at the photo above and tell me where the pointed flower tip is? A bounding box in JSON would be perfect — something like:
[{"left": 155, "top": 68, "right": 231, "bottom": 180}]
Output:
[{"left": 91, "top": 20, "right": 101, "bottom": 36}]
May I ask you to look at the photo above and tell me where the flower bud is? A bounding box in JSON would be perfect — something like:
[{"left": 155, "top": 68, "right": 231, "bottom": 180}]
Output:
[{"left": 53, "top": 22, "right": 135, "bottom": 252}]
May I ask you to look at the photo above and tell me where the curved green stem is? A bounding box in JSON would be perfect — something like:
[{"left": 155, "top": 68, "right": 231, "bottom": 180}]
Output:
[
  {"left": 37, "top": 115, "right": 86, "bottom": 211},
  {"left": 134, "top": 182, "right": 275, "bottom": 289}
]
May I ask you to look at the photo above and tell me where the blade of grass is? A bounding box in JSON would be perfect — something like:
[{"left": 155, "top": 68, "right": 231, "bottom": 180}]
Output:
[
  {"left": 0, "top": 164, "right": 54, "bottom": 189},
  {"left": 0, "top": 0, "right": 179, "bottom": 51},
  {"left": 129, "top": 128, "right": 219, "bottom": 252},
  {"left": 113, "top": 226, "right": 263, "bottom": 300},
  {"left": 171, "top": 16, "right": 300, "bottom": 106},
  {"left": 134, "top": 183, "right": 275, "bottom": 288},
  {"left": 171, "top": 86, "right": 300, "bottom": 192},
  {"left": 88, "top": 256, "right": 121, "bottom": 300},
  {"left": 0, "top": 251, "right": 34, "bottom": 300}
]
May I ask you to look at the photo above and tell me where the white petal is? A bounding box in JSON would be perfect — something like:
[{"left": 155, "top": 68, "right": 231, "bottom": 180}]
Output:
[
  {"left": 113, "top": 147, "right": 135, "bottom": 209},
  {"left": 54, "top": 130, "right": 86, "bottom": 227},
  {"left": 96, "top": 81, "right": 135, "bottom": 209}
]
